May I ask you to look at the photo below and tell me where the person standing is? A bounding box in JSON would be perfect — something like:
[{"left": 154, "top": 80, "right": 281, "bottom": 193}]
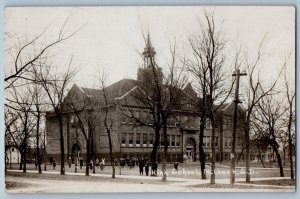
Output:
[
  {"left": 89, "top": 159, "right": 93, "bottom": 171},
  {"left": 139, "top": 158, "right": 144, "bottom": 175},
  {"left": 68, "top": 157, "right": 72, "bottom": 168},
  {"left": 154, "top": 162, "right": 158, "bottom": 176},
  {"left": 79, "top": 157, "right": 83, "bottom": 169},
  {"left": 145, "top": 161, "right": 150, "bottom": 176},
  {"left": 52, "top": 159, "right": 56, "bottom": 170},
  {"left": 174, "top": 161, "right": 178, "bottom": 172}
]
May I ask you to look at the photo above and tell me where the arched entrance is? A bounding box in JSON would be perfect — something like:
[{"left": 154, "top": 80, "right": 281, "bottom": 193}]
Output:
[
  {"left": 71, "top": 143, "right": 81, "bottom": 163},
  {"left": 186, "top": 137, "right": 196, "bottom": 163}
]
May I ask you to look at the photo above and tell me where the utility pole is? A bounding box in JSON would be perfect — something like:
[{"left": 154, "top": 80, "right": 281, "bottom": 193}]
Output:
[{"left": 230, "top": 69, "right": 246, "bottom": 185}]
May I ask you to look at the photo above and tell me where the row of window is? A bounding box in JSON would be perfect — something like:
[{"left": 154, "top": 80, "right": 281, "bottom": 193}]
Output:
[
  {"left": 70, "top": 112, "right": 233, "bottom": 130},
  {"left": 224, "top": 137, "right": 232, "bottom": 148},
  {"left": 121, "top": 133, "right": 181, "bottom": 147},
  {"left": 202, "top": 136, "right": 219, "bottom": 147}
]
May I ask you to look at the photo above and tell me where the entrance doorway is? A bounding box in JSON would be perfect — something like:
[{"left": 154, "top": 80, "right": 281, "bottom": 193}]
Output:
[
  {"left": 186, "top": 137, "right": 196, "bottom": 163},
  {"left": 71, "top": 143, "right": 81, "bottom": 163}
]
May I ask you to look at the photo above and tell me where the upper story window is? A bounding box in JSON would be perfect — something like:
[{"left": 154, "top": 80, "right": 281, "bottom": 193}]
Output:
[
  {"left": 203, "top": 136, "right": 211, "bottom": 147},
  {"left": 121, "top": 133, "right": 126, "bottom": 145},
  {"left": 149, "top": 133, "right": 154, "bottom": 145},
  {"left": 143, "top": 133, "right": 147, "bottom": 146},
  {"left": 206, "top": 119, "right": 211, "bottom": 129},
  {"left": 136, "top": 133, "right": 141, "bottom": 146},
  {"left": 135, "top": 111, "right": 140, "bottom": 120},
  {"left": 215, "top": 136, "right": 219, "bottom": 147},
  {"left": 171, "top": 135, "right": 175, "bottom": 147},
  {"left": 129, "top": 133, "right": 134, "bottom": 147},
  {"left": 176, "top": 135, "right": 180, "bottom": 147}
]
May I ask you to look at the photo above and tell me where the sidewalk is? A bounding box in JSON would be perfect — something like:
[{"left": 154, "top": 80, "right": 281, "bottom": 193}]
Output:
[{"left": 7, "top": 169, "right": 294, "bottom": 189}]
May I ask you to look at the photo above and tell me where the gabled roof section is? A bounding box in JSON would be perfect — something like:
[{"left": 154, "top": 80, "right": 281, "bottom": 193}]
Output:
[{"left": 78, "top": 78, "right": 139, "bottom": 105}]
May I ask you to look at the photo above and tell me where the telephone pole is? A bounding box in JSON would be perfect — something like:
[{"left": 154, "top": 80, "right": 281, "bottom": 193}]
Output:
[{"left": 230, "top": 69, "right": 247, "bottom": 185}]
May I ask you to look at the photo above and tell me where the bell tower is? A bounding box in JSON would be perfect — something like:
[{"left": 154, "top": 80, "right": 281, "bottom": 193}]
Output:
[
  {"left": 137, "top": 34, "right": 163, "bottom": 84},
  {"left": 142, "top": 34, "right": 156, "bottom": 68}
]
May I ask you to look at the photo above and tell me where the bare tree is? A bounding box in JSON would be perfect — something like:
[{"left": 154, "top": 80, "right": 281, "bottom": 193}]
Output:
[
  {"left": 37, "top": 59, "right": 77, "bottom": 175},
  {"left": 119, "top": 33, "right": 186, "bottom": 182},
  {"left": 100, "top": 72, "right": 117, "bottom": 178},
  {"left": 29, "top": 83, "right": 46, "bottom": 174},
  {"left": 4, "top": 107, "right": 19, "bottom": 171},
  {"left": 184, "top": 11, "right": 233, "bottom": 184},
  {"left": 255, "top": 94, "right": 285, "bottom": 177},
  {"left": 283, "top": 69, "right": 295, "bottom": 180},
  {"left": 65, "top": 84, "right": 97, "bottom": 176},
  {"left": 238, "top": 38, "right": 279, "bottom": 182},
  {"left": 5, "top": 86, "right": 36, "bottom": 173},
  {"left": 4, "top": 16, "right": 81, "bottom": 89}
]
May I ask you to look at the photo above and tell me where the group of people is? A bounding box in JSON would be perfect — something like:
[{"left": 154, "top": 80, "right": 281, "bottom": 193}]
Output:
[
  {"left": 90, "top": 158, "right": 105, "bottom": 171},
  {"left": 52, "top": 157, "right": 105, "bottom": 171},
  {"left": 66, "top": 156, "right": 84, "bottom": 169},
  {"left": 138, "top": 158, "right": 158, "bottom": 176},
  {"left": 50, "top": 156, "right": 179, "bottom": 175}
]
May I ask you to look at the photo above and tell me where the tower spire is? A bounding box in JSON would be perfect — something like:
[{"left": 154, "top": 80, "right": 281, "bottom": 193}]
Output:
[{"left": 142, "top": 34, "right": 156, "bottom": 64}]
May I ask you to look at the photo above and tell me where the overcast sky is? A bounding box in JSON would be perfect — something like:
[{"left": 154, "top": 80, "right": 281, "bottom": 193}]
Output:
[{"left": 4, "top": 6, "right": 295, "bottom": 88}]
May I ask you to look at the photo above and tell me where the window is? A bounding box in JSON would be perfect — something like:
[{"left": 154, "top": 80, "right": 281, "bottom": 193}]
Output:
[
  {"left": 129, "top": 133, "right": 134, "bottom": 147},
  {"left": 160, "top": 134, "right": 164, "bottom": 146},
  {"left": 188, "top": 117, "right": 194, "bottom": 128},
  {"left": 167, "top": 135, "right": 170, "bottom": 146},
  {"left": 184, "top": 116, "right": 188, "bottom": 127},
  {"left": 224, "top": 137, "right": 228, "bottom": 147},
  {"left": 143, "top": 133, "right": 147, "bottom": 146},
  {"left": 135, "top": 111, "right": 140, "bottom": 120},
  {"left": 214, "top": 119, "right": 218, "bottom": 128},
  {"left": 171, "top": 135, "right": 175, "bottom": 147},
  {"left": 206, "top": 120, "right": 211, "bottom": 129},
  {"left": 215, "top": 136, "right": 219, "bottom": 147},
  {"left": 176, "top": 116, "right": 181, "bottom": 127},
  {"left": 11, "top": 147, "right": 14, "bottom": 152},
  {"left": 228, "top": 118, "right": 232, "bottom": 128},
  {"left": 121, "top": 133, "right": 126, "bottom": 146},
  {"left": 176, "top": 135, "right": 180, "bottom": 147},
  {"left": 149, "top": 133, "right": 154, "bottom": 147},
  {"left": 136, "top": 133, "right": 141, "bottom": 146},
  {"left": 203, "top": 136, "right": 206, "bottom": 147}
]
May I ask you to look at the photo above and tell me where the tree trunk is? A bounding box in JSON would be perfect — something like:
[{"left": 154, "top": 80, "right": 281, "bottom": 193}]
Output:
[
  {"left": 236, "top": 147, "right": 245, "bottom": 165},
  {"left": 199, "top": 119, "right": 206, "bottom": 179},
  {"left": 283, "top": 147, "right": 286, "bottom": 166},
  {"left": 36, "top": 111, "right": 42, "bottom": 174},
  {"left": 288, "top": 121, "right": 294, "bottom": 180},
  {"left": 270, "top": 133, "right": 284, "bottom": 177},
  {"left": 58, "top": 116, "right": 65, "bottom": 175},
  {"left": 151, "top": 128, "right": 160, "bottom": 166},
  {"left": 23, "top": 143, "right": 27, "bottom": 173},
  {"left": 257, "top": 151, "right": 265, "bottom": 168},
  {"left": 107, "top": 130, "right": 115, "bottom": 178},
  {"left": 85, "top": 138, "right": 90, "bottom": 176},
  {"left": 19, "top": 151, "right": 23, "bottom": 170},
  {"left": 162, "top": 122, "right": 168, "bottom": 182},
  {"left": 44, "top": 128, "right": 47, "bottom": 171},
  {"left": 210, "top": 112, "right": 216, "bottom": 184},
  {"left": 273, "top": 146, "right": 284, "bottom": 177},
  {"left": 245, "top": 125, "right": 250, "bottom": 182}
]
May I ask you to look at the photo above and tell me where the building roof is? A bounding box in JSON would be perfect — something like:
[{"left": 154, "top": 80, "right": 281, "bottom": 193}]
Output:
[{"left": 78, "top": 78, "right": 138, "bottom": 105}]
